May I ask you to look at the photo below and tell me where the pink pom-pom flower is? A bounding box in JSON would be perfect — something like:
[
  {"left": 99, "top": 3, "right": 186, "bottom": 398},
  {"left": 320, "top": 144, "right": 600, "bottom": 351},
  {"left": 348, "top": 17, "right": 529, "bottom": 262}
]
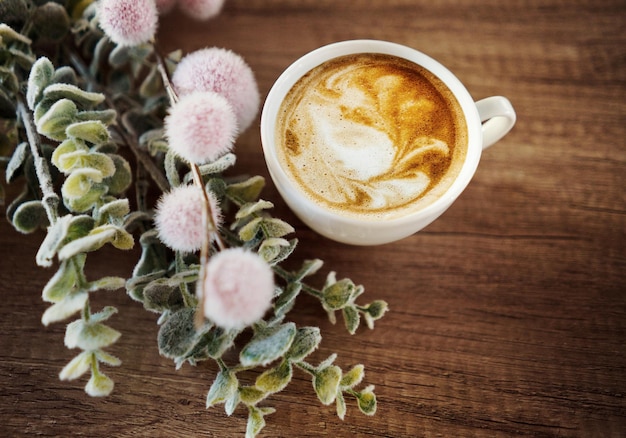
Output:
[
  {"left": 178, "top": 0, "right": 225, "bottom": 21},
  {"left": 165, "top": 91, "right": 238, "bottom": 165},
  {"left": 201, "top": 248, "right": 274, "bottom": 330},
  {"left": 97, "top": 0, "right": 158, "bottom": 47},
  {"left": 172, "top": 48, "right": 260, "bottom": 132},
  {"left": 154, "top": 185, "right": 222, "bottom": 252}
]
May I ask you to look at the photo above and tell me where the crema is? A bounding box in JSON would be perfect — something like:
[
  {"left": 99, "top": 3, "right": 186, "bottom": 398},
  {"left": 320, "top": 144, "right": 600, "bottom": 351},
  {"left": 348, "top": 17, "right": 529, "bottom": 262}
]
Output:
[{"left": 276, "top": 53, "right": 468, "bottom": 220}]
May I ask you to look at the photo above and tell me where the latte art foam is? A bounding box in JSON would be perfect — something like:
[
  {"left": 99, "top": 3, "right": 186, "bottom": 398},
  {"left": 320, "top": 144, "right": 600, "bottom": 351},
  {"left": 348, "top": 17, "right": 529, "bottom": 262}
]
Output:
[{"left": 276, "top": 53, "right": 468, "bottom": 219}]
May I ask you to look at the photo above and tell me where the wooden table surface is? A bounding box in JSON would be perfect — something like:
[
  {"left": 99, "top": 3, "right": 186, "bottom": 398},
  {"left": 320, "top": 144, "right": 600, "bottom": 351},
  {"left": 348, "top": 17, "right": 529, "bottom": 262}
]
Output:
[{"left": 1, "top": 1, "right": 625, "bottom": 437}]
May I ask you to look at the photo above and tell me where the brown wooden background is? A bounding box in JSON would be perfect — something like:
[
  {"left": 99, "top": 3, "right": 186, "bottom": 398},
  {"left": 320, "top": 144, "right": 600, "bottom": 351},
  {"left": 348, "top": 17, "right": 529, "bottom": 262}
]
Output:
[{"left": 1, "top": 1, "right": 625, "bottom": 437}]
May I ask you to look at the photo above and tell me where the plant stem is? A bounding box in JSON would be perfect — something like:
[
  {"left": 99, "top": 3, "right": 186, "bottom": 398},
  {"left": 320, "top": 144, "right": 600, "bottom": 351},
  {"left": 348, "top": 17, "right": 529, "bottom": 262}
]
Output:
[{"left": 16, "top": 98, "right": 59, "bottom": 225}]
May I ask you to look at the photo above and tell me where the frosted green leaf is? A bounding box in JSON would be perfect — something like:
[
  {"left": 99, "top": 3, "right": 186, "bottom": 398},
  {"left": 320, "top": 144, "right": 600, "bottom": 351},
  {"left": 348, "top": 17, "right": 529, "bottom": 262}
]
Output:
[
  {"left": 66, "top": 120, "right": 110, "bottom": 145},
  {"left": 157, "top": 307, "right": 197, "bottom": 359},
  {"left": 284, "top": 326, "right": 321, "bottom": 362},
  {"left": 59, "top": 351, "right": 93, "bottom": 381},
  {"left": 336, "top": 390, "right": 347, "bottom": 420},
  {"left": 85, "top": 372, "right": 114, "bottom": 397},
  {"left": 238, "top": 386, "right": 266, "bottom": 406},
  {"left": 64, "top": 215, "right": 95, "bottom": 242},
  {"left": 261, "top": 218, "right": 295, "bottom": 238},
  {"left": 51, "top": 66, "right": 77, "bottom": 85},
  {"left": 86, "top": 276, "right": 125, "bottom": 292},
  {"left": 198, "top": 152, "right": 236, "bottom": 175},
  {"left": 64, "top": 320, "right": 121, "bottom": 350},
  {"left": 246, "top": 406, "right": 275, "bottom": 438},
  {"left": 236, "top": 200, "right": 274, "bottom": 219},
  {"left": 64, "top": 183, "right": 107, "bottom": 213},
  {"left": 41, "top": 291, "right": 88, "bottom": 326},
  {"left": 313, "top": 365, "right": 342, "bottom": 406},
  {"left": 295, "top": 259, "right": 324, "bottom": 280},
  {"left": 206, "top": 370, "right": 238, "bottom": 408},
  {"left": 226, "top": 175, "right": 265, "bottom": 206},
  {"left": 363, "top": 300, "right": 389, "bottom": 329},
  {"left": 5, "top": 141, "right": 28, "bottom": 183},
  {"left": 97, "top": 199, "right": 130, "bottom": 223},
  {"left": 142, "top": 278, "right": 184, "bottom": 313},
  {"left": 36, "top": 214, "right": 74, "bottom": 267},
  {"left": 58, "top": 225, "right": 116, "bottom": 260},
  {"left": 322, "top": 279, "right": 356, "bottom": 311},
  {"left": 26, "top": 56, "right": 53, "bottom": 110},
  {"left": 57, "top": 151, "right": 115, "bottom": 178},
  {"left": 103, "top": 154, "right": 132, "bottom": 195},
  {"left": 61, "top": 168, "right": 103, "bottom": 199},
  {"left": 89, "top": 306, "right": 118, "bottom": 324},
  {"left": 36, "top": 98, "right": 78, "bottom": 141},
  {"left": 51, "top": 138, "right": 88, "bottom": 170},
  {"left": 356, "top": 386, "right": 377, "bottom": 416},
  {"left": 255, "top": 360, "right": 292, "bottom": 394},
  {"left": 43, "top": 83, "right": 104, "bottom": 108},
  {"left": 75, "top": 109, "right": 117, "bottom": 125},
  {"left": 12, "top": 199, "right": 48, "bottom": 233},
  {"left": 258, "top": 237, "right": 290, "bottom": 263},
  {"left": 42, "top": 259, "right": 77, "bottom": 303},
  {"left": 340, "top": 364, "right": 364, "bottom": 389},
  {"left": 342, "top": 305, "right": 360, "bottom": 335},
  {"left": 205, "top": 327, "right": 239, "bottom": 359},
  {"left": 239, "top": 322, "right": 296, "bottom": 367},
  {"left": 95, "top": 351, "right": 121, "bottom": 367},
  {"left": 139, "top": 65, "right": 161, "bottom": 98},
  {"left": 238, "top": 217, "right": 262, "bottom": 241}
]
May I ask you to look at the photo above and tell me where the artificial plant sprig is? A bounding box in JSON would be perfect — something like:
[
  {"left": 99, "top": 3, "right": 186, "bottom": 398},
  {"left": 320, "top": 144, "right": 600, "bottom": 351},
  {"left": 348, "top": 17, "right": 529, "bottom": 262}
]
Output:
[{"left": 1, "top": 1, "right": 388, "bottom": 436}]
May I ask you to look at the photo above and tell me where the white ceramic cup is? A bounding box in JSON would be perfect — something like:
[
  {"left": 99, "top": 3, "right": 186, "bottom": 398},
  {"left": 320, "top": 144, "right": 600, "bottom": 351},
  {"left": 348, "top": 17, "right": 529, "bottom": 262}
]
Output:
[{"left": 260, "top": 40, "right": 516, "bottom": 245}]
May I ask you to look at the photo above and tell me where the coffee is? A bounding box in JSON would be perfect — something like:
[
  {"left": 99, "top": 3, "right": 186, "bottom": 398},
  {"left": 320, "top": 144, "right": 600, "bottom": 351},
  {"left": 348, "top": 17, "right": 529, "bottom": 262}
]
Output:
[{"left": 275, "top": 53, "right": 468, "bottom": 220}]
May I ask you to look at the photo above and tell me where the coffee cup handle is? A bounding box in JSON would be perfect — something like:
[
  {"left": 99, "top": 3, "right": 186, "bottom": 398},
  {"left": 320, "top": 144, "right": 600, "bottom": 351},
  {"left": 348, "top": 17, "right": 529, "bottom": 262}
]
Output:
[{"left": 476, "top": 96, "right": 517, "bottom": 150}]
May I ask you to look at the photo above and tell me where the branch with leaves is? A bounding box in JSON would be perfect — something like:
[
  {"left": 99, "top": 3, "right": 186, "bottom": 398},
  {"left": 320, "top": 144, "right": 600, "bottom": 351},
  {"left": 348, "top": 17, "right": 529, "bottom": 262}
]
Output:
[{"left": 1, "top": 1, "right": 388, "bottom": 436}]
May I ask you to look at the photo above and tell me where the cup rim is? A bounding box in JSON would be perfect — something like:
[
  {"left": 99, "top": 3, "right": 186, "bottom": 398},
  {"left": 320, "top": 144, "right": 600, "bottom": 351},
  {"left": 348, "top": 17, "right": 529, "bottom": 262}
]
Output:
[{"left": 260, "top": 39, "right": 483, "bottom": 228}]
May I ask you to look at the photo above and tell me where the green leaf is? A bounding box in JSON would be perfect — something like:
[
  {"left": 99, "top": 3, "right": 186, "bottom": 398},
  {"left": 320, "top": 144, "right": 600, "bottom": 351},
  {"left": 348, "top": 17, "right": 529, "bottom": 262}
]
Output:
[
  {"left": 12, "top": 199, "right": 48, "bottom": 233},
  {"left": 273, "top": 281, "right": 302, "bottom": 317},
  {"left": 64, "top": 320, "right": 121, "bottom": 350},
  {"left": 284, "top": 326, "right": 321, "bottom": 362},
  {"left": 363, "top": 300, "right": 389, "bottom": 329},
  {"left": 26, "top": 56, "right": 53, "bottom": 110},
  {"left": 57, "top": 225, "right": 116, "bottom": 260},
  {"left": 340, "top": 364, "right": 364, "bottom": 389},
  {"left": 5, "top": 141, "right": 28, "bottom": 183},
  {"left": 36, "top": 98, "right": 78, "bottom": 141},
  {"left": 89, "top": 306, "right": 118, "bottom": 324},
  {"left": 85, "top": 371, "right": 114, "bottom": 397},
  {"left": 51, "top": 66, "right": 77, "bottom": 85},
  {"left": 336, "top": 390, "right": 347, "bottom": 420},
  {"left": 42, "top": 258, "right": 78, "bottom": 303},
  {"left": 313, "top": 365, "right": 342, "bottom": 405},
  {"left": 75, "top": 109, "right": 117, "bottom": 125},
  {"left": 261, "top": 218, "right": 295, "bottom": 238},
  {"left": 97, "top": 198, "right": 130, "bottom": 224},
  {"left": 258, "top": 237, "right": 290, "bottom": 263},
  {"left": 205, "top": 326, "right": 239, "bottom": 359},
  {"left": 238, "top": 386, "right": 266, "bottom": 406},
  {"left": 139, "top": 65, "right": 161, "bottom": 98},
  {"left": 342, "top": 305, "right": 360, "bottom": 335},
  {"left": 66, "top": 120, "right": 110, "bottom": 145},
  {"left": 255, "top": 360, "right": 292, "bottom": 394},
  {"left": 355, "top": 386, "right": 377, "bottom": 416},
  {"left": 61, "top": 167, "right": 103, "bottom": 199},
  {"left": 238, "top": 217, "right": 262, "bottom": 241},
  {"left": 198, "top": 152, "right": 236, "bottom": 175},
  {"left": 36, "top": 214, "right": 74, "bottom": 267},
  {"left": 103, "top": 154, "right": 132, "bottom": 195},
  {"left": 41, "top": 291, "right": 88, "bottom": 326},
  {"left": 57, "top": 151, "right": 115, "bottom": 177},
  {"left": 51, "top": 138, "right": 88, "bottom": 170},
  {"left": 64, "top": 183, "right": 107, "bottom": 213},
  {"left": 157, "top": 307, "right": 197, "bottom": 359},
  {"left": 95, "top": 350, "right": 122, "bottom": 367},
  {"left": 0, "top": 23, "right": 32, "bottom": 45},
  {"left": 59, "top": 351, "right": 93, "bottom": 381},
  {"left": 226, "top": 175, "right": 265, "bottom": 206},
  {"left": 245, "top": 406, "right": 274, "bottom": 438},
  {"left": 295, "top": 259, "right": 324, "bottom": 280},
  {"left": 236, "top": 200, "right": 274, "bottom": 219},
  {"left": 43, "top": 83, "right": 105, "bottom": 108},
  {"left": 142, "top": 278, "right": 185, "bottom": 313},
  {"left": 64, "top": 215, "right": 96, "bottom": 242},
  {"left": 206, "top": 369, "right": 238, "bottom": 408},
  {"left": 239, "top": 322, "right": 297, "bottom": 367},
  {"left": 322, "top": 278, "right": 356, "bottom": 311}
]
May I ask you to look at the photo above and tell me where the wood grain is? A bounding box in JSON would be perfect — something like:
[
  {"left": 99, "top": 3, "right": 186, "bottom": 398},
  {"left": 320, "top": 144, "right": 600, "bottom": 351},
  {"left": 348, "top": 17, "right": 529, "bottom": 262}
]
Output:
[{"left": 1, "top": 1, "right": 625, "bottom": 437}]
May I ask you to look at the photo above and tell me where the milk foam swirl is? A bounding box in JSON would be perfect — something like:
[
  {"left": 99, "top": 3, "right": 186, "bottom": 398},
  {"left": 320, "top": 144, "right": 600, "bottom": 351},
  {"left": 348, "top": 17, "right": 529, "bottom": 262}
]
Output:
[{"left": 277, "top": 53, "right": 467, "bottom": 218}]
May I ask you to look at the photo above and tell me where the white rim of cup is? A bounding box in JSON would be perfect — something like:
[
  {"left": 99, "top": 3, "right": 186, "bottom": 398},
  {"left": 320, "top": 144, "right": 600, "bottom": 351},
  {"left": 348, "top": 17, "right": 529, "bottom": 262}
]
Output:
[{"left": 260, "top": 39, "right": 483, "bottom": 229}]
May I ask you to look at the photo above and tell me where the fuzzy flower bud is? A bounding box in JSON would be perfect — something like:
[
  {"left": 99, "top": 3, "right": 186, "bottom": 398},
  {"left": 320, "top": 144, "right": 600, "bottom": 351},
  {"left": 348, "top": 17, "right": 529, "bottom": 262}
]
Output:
[
  {"left": 178, "top": 0, "right": 225, "bottom": 21},
  {"left": 165, "top": 91, "right": 237, "bottom": 165},
  {"left": 201, "top": 248, "right": 274, "bottom": 330},
  {"left": 154, "top": 185, "right": 222, "bottom": 252},
  {"left": 172, "top": 48, "right": 260, "bottom": 132},
  {"left": 97, "top": 0, "right": 158, "bottom": 47}
]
